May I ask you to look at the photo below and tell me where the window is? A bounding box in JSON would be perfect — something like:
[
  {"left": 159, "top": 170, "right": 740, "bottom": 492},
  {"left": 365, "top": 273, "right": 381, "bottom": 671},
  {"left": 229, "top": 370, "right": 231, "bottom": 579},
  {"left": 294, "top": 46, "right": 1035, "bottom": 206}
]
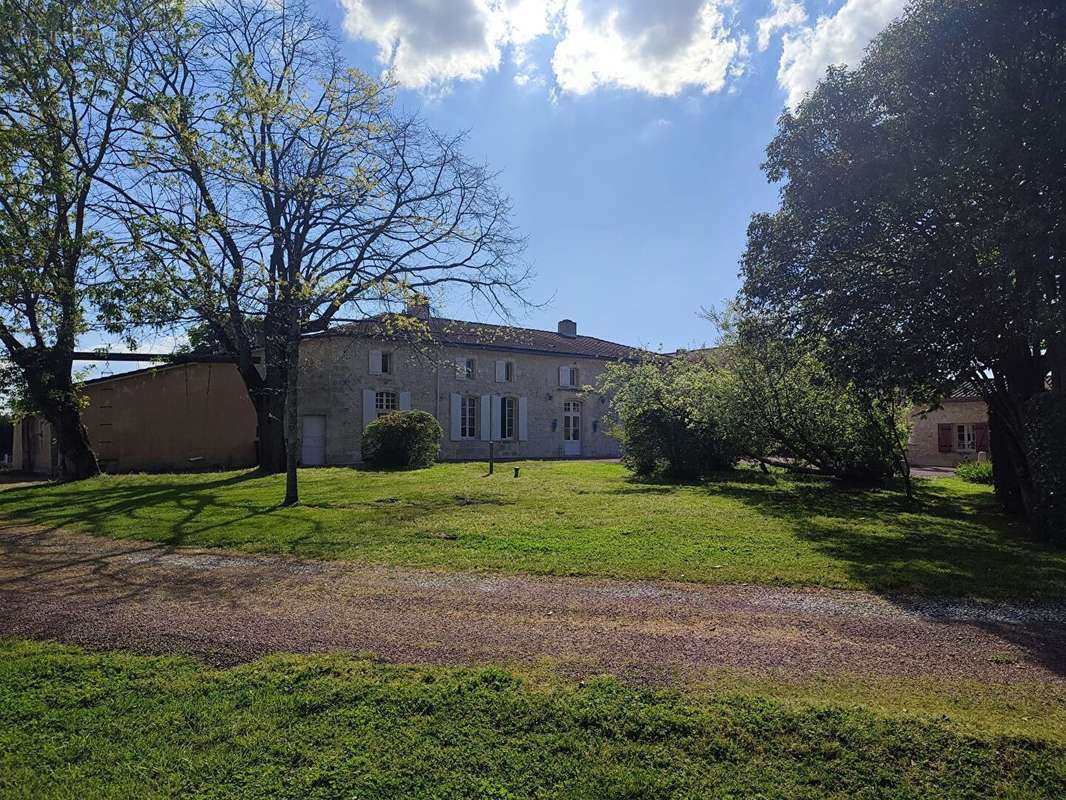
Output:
[
  {"left": 460, "top": 396, "right": 479, "bottom": 439},
  {"left": 495, "top": 359, "right": 515, "bottom": 383},
  {"left": 375, "top": 390, "right": 398, "bottom": 417},
  {"left": 500, "top": 396, "right": 517, "bottom": 440},
  {"left": 457, "top": 357, "right": 476, "bottom": 381},
  {"left": 560, "top": 366, "right": 579, "bottom": 387},
  {"left": 380, "top": 351, "right": 393, "bottom": 374},
  {"left": 957, "top": 424, "right": 976, "bottom": 452}
]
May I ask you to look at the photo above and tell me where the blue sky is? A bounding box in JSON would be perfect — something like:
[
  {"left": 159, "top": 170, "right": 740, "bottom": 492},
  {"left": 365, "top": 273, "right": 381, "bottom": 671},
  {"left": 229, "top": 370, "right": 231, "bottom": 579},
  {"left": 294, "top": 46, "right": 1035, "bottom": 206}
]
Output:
[{"left": 85, "top": 0, "right": 907, "bottom": 375}]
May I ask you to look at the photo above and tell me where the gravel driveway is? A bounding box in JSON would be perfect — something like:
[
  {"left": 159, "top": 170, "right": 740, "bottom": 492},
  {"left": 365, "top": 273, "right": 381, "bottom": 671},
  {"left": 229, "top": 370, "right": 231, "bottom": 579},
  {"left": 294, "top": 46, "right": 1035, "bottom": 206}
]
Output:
[{"left": 2, "top": 524, "right": 1064, "bottom": 685}]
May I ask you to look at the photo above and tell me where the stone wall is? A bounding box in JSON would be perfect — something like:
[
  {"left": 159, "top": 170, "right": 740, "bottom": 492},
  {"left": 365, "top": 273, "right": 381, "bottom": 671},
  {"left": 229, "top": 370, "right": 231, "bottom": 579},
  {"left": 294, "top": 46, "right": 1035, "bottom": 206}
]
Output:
[
  {"left": 907, "top": 399, "right": 989, "bottom": 467},
  {"left": 298, "top": 335, "right": 623, "bottom": 464}
]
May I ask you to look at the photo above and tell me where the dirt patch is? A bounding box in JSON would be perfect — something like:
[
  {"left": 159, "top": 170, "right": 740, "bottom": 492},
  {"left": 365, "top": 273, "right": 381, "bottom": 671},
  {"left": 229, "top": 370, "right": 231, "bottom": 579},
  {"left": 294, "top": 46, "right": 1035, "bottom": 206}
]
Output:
[{"left": 0, "top": 525, "right": 1063, "bottom": 686}]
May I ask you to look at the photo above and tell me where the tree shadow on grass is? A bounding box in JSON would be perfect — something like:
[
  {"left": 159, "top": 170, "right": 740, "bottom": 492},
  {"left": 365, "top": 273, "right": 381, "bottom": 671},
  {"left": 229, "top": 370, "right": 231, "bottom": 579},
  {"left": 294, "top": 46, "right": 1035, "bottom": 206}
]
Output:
[
  {"left": 0, "top": 469, "right": 336, "bottom": 610},
  {"left": 708, "top": 475, "right": 1066, "bottom": 676},
  {"left": 0, "top": 470, "right": 273, "bottom": 547}
]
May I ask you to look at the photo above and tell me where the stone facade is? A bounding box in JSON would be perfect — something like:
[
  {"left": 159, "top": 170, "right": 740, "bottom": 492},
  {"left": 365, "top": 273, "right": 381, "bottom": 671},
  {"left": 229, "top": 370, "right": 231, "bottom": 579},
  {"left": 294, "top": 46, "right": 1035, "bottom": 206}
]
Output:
[
  {"left": 907, "top": 399, "right": 990, "bottom": 467},
  {"left": 297, "top": 333, "right": 624, "bottom": 464}
]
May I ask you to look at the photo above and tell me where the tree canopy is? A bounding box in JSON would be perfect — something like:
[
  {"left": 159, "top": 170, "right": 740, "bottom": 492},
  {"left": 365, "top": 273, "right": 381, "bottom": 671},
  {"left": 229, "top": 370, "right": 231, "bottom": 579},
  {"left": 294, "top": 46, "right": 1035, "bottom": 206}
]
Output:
[{"left": 740, "top": 0, "right": 1065, "bottom": 533}]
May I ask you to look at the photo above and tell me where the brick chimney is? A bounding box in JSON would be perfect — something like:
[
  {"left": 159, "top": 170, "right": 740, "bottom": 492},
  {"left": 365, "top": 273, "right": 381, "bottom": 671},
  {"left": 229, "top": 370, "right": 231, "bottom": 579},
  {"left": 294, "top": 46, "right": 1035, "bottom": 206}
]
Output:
[{"left": 557, "top": 319, "right": 577, "bottom": 337}]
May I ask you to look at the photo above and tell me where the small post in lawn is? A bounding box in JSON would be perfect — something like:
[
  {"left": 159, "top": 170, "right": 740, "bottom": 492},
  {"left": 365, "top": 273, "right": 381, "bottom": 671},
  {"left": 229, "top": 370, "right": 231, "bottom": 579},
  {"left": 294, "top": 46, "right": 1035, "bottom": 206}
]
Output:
[{"left": 488, "top": 441, "right": 494, "bottom": 475}]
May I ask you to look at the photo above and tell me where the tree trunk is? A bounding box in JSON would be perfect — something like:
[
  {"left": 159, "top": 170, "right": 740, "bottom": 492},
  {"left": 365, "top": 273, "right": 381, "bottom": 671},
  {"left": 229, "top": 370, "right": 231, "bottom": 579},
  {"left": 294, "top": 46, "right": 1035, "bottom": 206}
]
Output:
[
  {"left": 13, "top": 349, "right": 100, "bottom": 481},
  {"left": 282, "top": 327, "right": 300, "bottom": 506},
  {"left": 989, "top": 405, "right": 1025, "bottom": 515},
  {"left": 256, "top": 383, "right": 287, "bottom": 474},
  {"left": 52, "top": 398, "right": 100, "bottom": 480}
]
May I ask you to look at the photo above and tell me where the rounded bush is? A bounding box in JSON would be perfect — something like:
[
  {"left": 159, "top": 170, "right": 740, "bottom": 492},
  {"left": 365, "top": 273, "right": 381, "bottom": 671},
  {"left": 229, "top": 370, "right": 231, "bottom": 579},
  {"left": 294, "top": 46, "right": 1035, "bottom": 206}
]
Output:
[
  {"left": 621, "top": 408, "right": 739, "bottom": 481},
  {"left": 361, "top": 410, "right": 442, "bottom": 469}
]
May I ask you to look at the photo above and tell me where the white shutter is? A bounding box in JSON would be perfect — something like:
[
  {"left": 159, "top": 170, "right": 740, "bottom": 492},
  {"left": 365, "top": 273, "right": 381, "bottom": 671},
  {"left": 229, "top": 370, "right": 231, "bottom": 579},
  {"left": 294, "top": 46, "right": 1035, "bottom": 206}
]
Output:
[
  {"left": 362, "top": 389, "right": 376, "bottom": 430},
  {"left": 495, "top": 360, "right": 507, "bottom": 382},
  {"left": 480, "top": 394, "right": 492, "bottom": 440},
  {"left": 518, "top": 396, "right": 528, "bottom": 441},
  {"left": 492, "top": 394, "right": 503, "bottom": 440},
  {"left": 559, "top": 366, "right": 568, "bottom": 386},
  {"left": 450, "top": 393, "right": 462, "bottom": 440},
  {"left": 455, "top": 358, "right": 466, "bottom": 379},
  {"left": 368, "top": 349, "right": 382, "bottom": 375},
  {"left": 399, "top": 391, "right": 411, "bottom": 411}
]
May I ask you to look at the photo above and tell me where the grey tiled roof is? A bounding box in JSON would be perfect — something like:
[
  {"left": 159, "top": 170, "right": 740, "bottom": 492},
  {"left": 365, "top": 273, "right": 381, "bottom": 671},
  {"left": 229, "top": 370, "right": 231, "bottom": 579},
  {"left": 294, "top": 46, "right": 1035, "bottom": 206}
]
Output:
[
  {"left": 946, "top": 380, "right": 983, "bottom": 400},
  {"left": 322, "top": 315, "right": 646, "bottom": 361}
]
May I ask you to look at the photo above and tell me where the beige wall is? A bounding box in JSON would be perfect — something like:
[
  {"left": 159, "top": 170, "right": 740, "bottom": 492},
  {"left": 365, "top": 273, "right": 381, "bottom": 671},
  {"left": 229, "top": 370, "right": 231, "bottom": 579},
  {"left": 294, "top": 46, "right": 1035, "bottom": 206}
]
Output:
[
  {"left": 298, "top": 336, "right": 622, "bottom": 464},
  {"left": 907, "top": 400, "right": 989, "bottom": 467},
  {"left": 79, "top": 362, "right": 257, "bottom": 472}
]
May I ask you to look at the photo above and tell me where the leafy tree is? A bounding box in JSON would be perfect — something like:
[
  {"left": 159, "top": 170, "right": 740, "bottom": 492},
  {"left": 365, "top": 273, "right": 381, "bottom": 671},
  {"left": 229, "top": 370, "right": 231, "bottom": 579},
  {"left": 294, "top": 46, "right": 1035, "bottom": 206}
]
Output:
[
  {"left": 596, "top": 358, "right": 740, "bottom": 480},
  {"left": 117, "top": 0, "right": 526, "bottom": 504},
  {"left": 0, "top": 0, "right": 175, "bottom": 478},
  {"left": 717, "top": 333, "right": 911, "bottom": 488},
  {"left": 740, "top": 0, "right": 1065, "bottom": 533}
]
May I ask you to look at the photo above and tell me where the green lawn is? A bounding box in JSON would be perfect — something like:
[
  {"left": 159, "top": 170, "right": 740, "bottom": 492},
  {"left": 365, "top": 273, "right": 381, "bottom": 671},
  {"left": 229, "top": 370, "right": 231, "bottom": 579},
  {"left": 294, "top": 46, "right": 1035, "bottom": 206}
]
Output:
[
  {"left": 1, "top": 639, "right": 1063, "bottom": 800},
  {"left": 1, "top": 461, "right": 1062, "bottom": 598}
]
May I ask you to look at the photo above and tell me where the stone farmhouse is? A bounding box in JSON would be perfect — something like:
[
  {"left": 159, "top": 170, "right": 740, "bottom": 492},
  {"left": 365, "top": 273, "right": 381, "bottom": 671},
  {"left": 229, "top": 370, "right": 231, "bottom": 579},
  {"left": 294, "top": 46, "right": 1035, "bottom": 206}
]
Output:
[
  {"left": 11, "top": 308, "right": 991, "bottom": 475},
  {"left": 296, "top": 310, "right": 638, "bottom": 465},
  {"left": 13, "top": 311, "right": 640, "bottom": 474}
]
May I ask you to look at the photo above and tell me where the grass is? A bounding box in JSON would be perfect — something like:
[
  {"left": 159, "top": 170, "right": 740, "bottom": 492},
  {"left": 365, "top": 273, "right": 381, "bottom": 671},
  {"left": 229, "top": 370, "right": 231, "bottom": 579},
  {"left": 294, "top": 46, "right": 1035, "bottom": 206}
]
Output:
[
  {"left": 1, "top": 639, "right": 1064, "bottom": 800},
  {"left": 1, "top": 461, "right": 1063, "bottom": 599}
]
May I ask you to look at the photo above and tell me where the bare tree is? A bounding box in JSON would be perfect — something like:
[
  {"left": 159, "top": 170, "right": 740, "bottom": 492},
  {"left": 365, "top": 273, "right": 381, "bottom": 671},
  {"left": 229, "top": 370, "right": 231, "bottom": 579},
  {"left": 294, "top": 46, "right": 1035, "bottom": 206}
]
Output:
[
  {"left": 117, "top": 0, "right": 527, "bottom": 502},
  {"left": 0, "top": 0, "right": 175, "bottom": 478}
]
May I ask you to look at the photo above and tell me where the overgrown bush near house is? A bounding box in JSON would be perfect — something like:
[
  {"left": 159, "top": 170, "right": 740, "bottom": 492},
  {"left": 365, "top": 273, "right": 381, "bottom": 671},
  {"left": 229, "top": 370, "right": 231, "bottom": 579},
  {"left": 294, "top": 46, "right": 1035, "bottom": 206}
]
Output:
[
  {"left": 361, "top": 410, "right": 443, "bottom": 469},
  {"left": 597, "top": 360, "right": 740, "bottom": 480},
  {"left": 715, "top": 337, "right": 910, "bottom": 484},
  {"left": 955, "top": 460, "right": 994, "bottom": 485},
  {"left": 1025, "top": 393, "right": 1066, "bottom": 542}
]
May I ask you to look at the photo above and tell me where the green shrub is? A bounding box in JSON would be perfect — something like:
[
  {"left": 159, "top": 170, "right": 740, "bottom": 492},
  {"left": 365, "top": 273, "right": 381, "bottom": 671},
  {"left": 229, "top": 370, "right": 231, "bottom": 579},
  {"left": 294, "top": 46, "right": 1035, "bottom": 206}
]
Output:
[
  {"left": 361, "top": 410, "right": 442, "bottom": 469},
  {"left": 622, "top": 408, "right": 739, "bottom": 481},
  {"left": 955, "top": 460, "right": 994, "bottom": 484},
  {"left": 597, "top": 360, "right": 740, "bottom": 481}
]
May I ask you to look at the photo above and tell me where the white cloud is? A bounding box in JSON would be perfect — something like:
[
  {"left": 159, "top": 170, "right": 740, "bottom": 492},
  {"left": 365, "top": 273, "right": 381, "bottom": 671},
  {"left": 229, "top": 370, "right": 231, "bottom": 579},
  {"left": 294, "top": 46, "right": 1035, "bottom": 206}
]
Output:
[
  {"left": 551, "top": 1, "right": 742, "bottom": 96},
  {"left": 777, "top": 0, "right": 907, "bottom": 108},
  {"left": 755, "top": 0, "right": 806, "bottom": 51},
  {"left": 340, "top": 0, "right": 745, "bottom": 97},
  {"left": 340, "top": 0, "right": 505, "bottom": 89}
]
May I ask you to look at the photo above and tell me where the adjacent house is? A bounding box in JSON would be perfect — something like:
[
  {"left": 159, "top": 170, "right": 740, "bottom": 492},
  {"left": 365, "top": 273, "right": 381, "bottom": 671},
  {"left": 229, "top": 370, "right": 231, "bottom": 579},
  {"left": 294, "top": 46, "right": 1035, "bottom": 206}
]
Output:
[{"left": 906, "top": 382, "right": 990, "bottom": 467}]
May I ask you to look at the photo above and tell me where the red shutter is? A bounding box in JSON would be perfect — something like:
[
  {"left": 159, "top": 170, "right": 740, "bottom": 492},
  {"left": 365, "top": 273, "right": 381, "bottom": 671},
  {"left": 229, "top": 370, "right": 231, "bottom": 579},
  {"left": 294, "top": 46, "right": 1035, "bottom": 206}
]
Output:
[
  {"left": 937, "top": 424, "right": 954, "bottom": 453},
  {"left": 974, "top": 422, "right": 990, "bottom": 452}
]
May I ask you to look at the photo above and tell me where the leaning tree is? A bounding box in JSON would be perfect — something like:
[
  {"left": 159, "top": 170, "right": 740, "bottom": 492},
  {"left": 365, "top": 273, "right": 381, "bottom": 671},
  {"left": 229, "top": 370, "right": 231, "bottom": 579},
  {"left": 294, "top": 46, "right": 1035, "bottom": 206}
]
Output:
[
  {"left": 0, "top": 0, "right": 176, "bottom": 478},
  {"left": 117, "top": 0, "right": 527, "bottom": 504},
  {"left": 740, "top": 0, "right": 1066, "bottom": 537}
]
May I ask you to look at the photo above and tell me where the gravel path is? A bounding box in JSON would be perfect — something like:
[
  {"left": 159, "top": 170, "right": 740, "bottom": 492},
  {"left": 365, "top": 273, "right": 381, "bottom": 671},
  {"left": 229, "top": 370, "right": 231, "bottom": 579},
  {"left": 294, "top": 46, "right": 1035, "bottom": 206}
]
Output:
[{"left": 2, "top": 525, "right": 1064, "bottom": 685}]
